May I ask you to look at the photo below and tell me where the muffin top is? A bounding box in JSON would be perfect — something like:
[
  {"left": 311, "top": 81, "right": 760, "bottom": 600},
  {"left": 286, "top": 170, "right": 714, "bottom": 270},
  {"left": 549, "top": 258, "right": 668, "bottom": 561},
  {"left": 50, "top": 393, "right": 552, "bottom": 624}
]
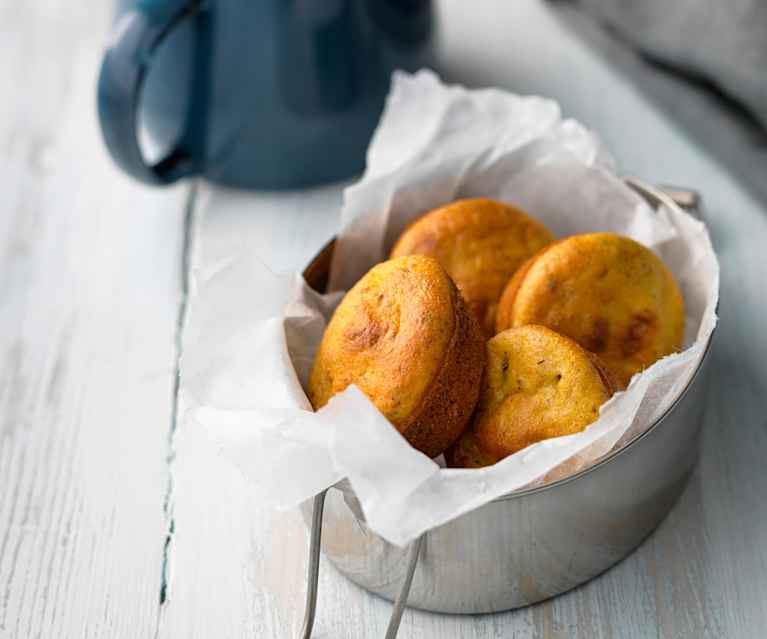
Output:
[
  {"left": 446, "top": 325, "right": 618, "bottom": 468},
  {"left": 309, "top": 254, "right": 485, "bottom": 457},
  {"left": 496, "top": 233, "right": 684, "bottom": 387},
  {"left": 390, "top": 198, "right": 554, "bottom": 337}
]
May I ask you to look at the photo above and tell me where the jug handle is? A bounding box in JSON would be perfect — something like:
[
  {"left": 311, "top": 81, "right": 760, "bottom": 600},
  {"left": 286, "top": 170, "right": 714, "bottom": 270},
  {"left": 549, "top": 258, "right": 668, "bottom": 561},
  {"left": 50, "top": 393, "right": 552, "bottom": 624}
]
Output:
[
  {"left": 97, "top": 0, "right": 209, "bottom": 185},
  {"left": 298, "top": 490, "right": 424, "bottom": 639}
]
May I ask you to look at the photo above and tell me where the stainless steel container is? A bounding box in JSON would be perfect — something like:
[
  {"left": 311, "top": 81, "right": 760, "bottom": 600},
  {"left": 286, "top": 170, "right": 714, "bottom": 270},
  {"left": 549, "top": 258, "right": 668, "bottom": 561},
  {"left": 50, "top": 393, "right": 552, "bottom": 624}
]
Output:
[{"left": 297, "top": 181, "right": 715, "bottom": 638}]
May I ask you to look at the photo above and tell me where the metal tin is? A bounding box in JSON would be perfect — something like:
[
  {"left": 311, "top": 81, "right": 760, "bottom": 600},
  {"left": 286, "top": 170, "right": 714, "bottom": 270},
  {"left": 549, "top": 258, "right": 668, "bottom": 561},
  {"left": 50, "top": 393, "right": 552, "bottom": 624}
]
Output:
[{"left": 296, "top": 181, "right": 715, "bottom": 633}]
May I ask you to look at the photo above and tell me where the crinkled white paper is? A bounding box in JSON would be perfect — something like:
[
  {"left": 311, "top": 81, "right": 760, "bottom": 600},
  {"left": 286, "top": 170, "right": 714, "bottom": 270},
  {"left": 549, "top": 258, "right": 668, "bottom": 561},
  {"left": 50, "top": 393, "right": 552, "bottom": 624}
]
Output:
[{"left": 182, "top": 70, "right": 719, "bottom": 547}]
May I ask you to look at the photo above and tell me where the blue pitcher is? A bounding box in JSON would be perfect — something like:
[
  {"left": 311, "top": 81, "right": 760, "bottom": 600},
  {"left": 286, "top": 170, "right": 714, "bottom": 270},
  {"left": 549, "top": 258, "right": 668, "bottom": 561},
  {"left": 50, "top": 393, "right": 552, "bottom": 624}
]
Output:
[{"left": 98, "top": 0, "right": 434, "bottom": 189}]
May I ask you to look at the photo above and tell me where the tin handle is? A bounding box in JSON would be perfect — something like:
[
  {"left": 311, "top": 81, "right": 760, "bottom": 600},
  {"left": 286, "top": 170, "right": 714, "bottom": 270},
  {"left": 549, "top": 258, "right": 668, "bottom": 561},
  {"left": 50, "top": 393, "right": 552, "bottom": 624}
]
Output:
[
  {"left": 625, "top": 179, "right": 702, "bottom": 220},
  {"left": 298, "top": 490, "right": 424, "bottom": 639}
]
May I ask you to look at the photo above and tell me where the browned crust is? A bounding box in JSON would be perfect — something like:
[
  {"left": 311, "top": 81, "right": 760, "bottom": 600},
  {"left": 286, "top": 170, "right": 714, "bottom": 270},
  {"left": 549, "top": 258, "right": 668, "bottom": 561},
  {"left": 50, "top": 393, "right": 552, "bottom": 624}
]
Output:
[
  {"left": 585, "top": 350, "right": 622, "bottom": 395},
  {"left": 389, "top": 198, "right": 553, "bottom": 259},
  {"left": 444, "top": 429, "right": 495, "bottom": 469},
  {"left": 495, "top": 254, "right": 536, "bottom": 333},
  {"left": 495, "top": 239, "right": 567, "bottom": 334},
  {"left": 399, "top": 282, "right": 486, "bottom": 458}
]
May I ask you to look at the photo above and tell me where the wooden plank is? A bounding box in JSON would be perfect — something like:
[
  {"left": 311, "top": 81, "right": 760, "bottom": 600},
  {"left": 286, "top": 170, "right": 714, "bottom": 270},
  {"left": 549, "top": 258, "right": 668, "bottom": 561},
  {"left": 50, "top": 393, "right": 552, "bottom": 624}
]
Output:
[
  {"left": 157, "top": 184, "right": 345, "bottom": 639},
  {"left": 0, "top": 4, "right": 189, "bottom": 638},
  {"left": 168, "top": 1, "right": 767, "bottom": 638}
]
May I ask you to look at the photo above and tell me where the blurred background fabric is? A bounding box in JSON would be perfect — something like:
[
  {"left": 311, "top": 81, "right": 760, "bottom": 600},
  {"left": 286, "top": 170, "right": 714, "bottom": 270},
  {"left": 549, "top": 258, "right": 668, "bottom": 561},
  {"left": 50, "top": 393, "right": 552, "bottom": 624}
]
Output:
[{"left": 568, "top": 0, "right": 767, "bottom": 130}]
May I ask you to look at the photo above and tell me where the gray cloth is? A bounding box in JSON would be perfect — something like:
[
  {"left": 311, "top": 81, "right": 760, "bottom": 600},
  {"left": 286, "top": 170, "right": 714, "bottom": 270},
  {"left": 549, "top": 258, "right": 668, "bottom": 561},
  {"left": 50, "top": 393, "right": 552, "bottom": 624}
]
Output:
[{"left": 573, "top": 0, "right": 767, "bottom": 129}]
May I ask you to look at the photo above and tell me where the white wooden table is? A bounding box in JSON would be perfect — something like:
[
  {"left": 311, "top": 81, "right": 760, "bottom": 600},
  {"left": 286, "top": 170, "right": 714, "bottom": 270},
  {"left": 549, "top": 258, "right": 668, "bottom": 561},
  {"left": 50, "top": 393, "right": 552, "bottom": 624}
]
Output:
[{"left": 2, "top": 1, "right": 766, "bottom": 638}]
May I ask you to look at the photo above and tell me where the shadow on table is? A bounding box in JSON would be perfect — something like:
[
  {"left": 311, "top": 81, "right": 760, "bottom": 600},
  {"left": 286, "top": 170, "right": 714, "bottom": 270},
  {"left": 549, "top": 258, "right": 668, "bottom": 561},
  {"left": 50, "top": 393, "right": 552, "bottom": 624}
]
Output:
[{"left": 547, "top": 4, "right": 767, "bottom": 211}]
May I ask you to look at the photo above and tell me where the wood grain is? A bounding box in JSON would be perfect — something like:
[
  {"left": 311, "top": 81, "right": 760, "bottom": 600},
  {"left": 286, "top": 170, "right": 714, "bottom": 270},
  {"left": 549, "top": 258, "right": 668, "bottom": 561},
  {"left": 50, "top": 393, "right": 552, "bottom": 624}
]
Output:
[
  {"left": 169, "top": 2, "right": 767, "bottom": 639},
  {"left": 157, "top": 184, "right": 345, "bottom": 639},
  {"left": 0, "top": 3, "right": 190, "bottom": 638}
]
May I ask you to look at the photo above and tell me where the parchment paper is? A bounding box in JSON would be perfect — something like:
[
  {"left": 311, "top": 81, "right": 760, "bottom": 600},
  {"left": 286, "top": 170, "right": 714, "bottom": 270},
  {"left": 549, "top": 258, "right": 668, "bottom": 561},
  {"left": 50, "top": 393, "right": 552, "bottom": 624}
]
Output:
[{"left": 182, "top": 70, "right": 719, "bottom": 547}]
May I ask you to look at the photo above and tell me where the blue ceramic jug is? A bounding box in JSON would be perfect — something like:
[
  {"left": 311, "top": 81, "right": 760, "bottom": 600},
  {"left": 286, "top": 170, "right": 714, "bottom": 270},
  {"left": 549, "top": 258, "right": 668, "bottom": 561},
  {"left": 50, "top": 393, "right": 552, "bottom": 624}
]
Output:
[{"left": 98, "top": 0, "right": 434, "bottom": 189}]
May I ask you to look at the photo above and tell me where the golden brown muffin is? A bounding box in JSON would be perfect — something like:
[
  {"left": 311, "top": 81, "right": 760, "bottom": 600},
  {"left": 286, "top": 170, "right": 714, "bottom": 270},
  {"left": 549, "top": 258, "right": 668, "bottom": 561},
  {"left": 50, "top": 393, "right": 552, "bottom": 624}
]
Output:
[
  {"left": 308, "top": 255, "right": 485, "bottom": 458},
  {"left": 446, "top": 325, "right": 619, "bottom": 468},
  {"left": 390, "top": 198, "right": 554, "bottom": 337},
  {"left": 495, "top": 233, "right": 684, "bottom": 387}
]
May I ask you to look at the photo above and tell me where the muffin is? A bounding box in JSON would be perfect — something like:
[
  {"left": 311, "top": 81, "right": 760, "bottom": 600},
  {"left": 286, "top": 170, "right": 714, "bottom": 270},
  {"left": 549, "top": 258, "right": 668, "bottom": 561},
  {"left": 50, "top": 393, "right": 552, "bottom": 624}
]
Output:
[
  {"left": 308, "top": 255, "right": 485, "bottom": 458},
  {"left": 495, "top": 233, "right": 684, "bottom": 387},
  {"left": 446, "top": 325, "right": 619, "bottom": 468},
  {"left": 390, "top": 198, "right": 554, "bottom": 337}
]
